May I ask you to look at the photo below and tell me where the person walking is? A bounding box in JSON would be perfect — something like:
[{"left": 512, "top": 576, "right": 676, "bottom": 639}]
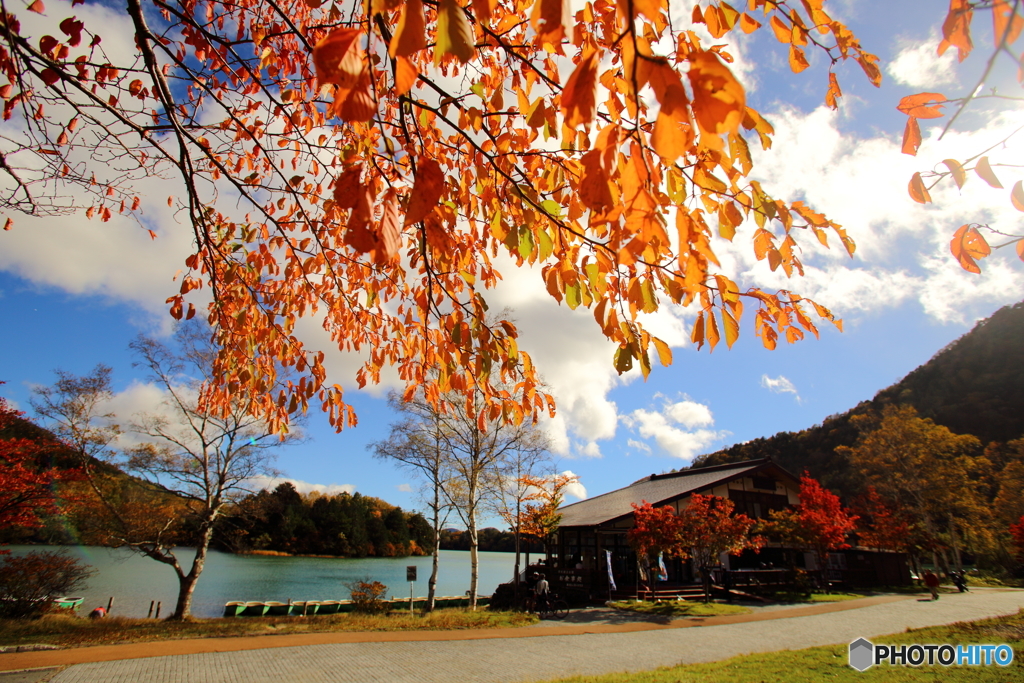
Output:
[{"left": 923, "top": 569, "right": 940, "bottom": 600}]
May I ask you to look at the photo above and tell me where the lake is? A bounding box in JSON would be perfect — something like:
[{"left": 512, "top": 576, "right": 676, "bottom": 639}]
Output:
[{"left": 5, "top": 546, "right": 518, "bottom": 618}]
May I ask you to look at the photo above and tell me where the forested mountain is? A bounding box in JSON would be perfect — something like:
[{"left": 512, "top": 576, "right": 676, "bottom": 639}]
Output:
[
  {"left": 692, "top": 300, "right": 1024, "bottom": 493},
  {"left": 216, "top": 483, "right": 433, "bottom": 557},
  {"left": 1, "top": 408, "right": 432, "bottom": 558}
]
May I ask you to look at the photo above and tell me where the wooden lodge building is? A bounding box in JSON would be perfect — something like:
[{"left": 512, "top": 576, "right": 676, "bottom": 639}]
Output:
[{"left": 544, "top": 458, "right": 910, "bottom": 601}]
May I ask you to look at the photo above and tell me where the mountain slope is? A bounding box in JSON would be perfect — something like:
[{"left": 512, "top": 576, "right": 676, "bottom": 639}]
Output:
[{"left": 691, "top": 300, "right": 1024, "bottom": 492}]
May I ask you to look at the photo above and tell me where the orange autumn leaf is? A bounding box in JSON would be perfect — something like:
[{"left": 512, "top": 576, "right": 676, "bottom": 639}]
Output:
[
  {"left": 788, "top": 45, "right": 810, "bottom": 73},
  {"left": 950, "top": 224, "right": 990, "bottom": 273},
  {"left": 394, "top": 55, "right": 418, "bottom": 95},
  {"left": 938, "top": 0, "right": 973, "bottom": 62},
  {"left": 531, "top": 0, "right": 572, "bottom": 46},
  {"left": 377, "top": 191, "right": 403, "bottom": 262},
  {"left": 908, "top": 172, "right": 931, "bottom": 204},
  {"left": 560, "top": 47, "right": 599, "bottom": 129},
  {"left": 313, "top": 28, "right": 363, "bottom": 89},
  {"left": 649, "top": 62, "right": 689, "bottom": 161},
  {"left": 435, "top": 0, "right": 475, "bottom": 64},
  {"left": 901, "top": 117, "right": 922, "bottom": 156},
  {"left": 974, "top": 156, "right": 1003, "bottom": 188},
  {"left": 333, "top": 165, "right": 363, "bottom": 209},
  {"left": 942, "top": 158, "right": 967, "bottom": 189},
  {"left": 405, "top": 158, "right": 445, "bottom": 226},
  {"left": 896, "top": 92, "right": 947, "bottom": 119},
  {"left": 1011, "top": 180, "right": 1024, "bottom": 211},
  {"left": 390, "top": 0, "right": 427, "bottom": 58},
  {"left": 825, "top": 73, "right": 842, "bottom": 110},
  {"left": 336, "top": 71, "right": 376, "bottom": 122},
  {"left": 993, "top": 0, "right": 1024, "bottom": 46},
  {"left": 687, "top": 50, "right": 746, "bottom": 150}
]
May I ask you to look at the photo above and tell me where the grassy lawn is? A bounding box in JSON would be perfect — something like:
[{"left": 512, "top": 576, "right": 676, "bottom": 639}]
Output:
[
  {"left": 0, "top": 608, "right": 538, "bottom": 648},
  {"left": 607, "top": 601, "right": 751, "bottom": 617},
  {"left": 538, "top": 608, "right": 1024, "bottom": 682}
]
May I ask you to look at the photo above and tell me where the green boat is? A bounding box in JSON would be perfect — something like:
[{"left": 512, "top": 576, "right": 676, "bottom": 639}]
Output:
[
  {"left": 289, "top": 601, "right": 320, "bottom": 616},
  {"left": 336, "top": 600, "right": 355, "bottom": 613},
  {"left": 317, "top": 600, "right": 340, "bottom": 615},
  {"left": 264, "top": 601, "right": 290, "bottom": 616},
  {"left": 240, "top": 601, "right": 268, "bottom": 617},
  {"left": 223, "top": 601, "right": 246, "bottom": 617},
  {"left": 52, "top": 596, "right": 84, "bottom": 611}
]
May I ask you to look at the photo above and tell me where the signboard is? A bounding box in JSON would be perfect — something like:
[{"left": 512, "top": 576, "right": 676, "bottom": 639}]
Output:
[{"left": 406, "top": 565, "right": 417, "bottom": 582}]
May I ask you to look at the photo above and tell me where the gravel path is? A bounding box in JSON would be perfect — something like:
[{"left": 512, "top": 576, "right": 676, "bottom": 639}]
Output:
[{"left": 3, "top": 588, "right": 1022, "bottom": 683}]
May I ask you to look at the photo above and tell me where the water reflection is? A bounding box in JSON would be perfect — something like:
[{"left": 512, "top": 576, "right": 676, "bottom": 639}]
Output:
[{"left": 6, "top": 546, "right": 516, "bottom": 618}]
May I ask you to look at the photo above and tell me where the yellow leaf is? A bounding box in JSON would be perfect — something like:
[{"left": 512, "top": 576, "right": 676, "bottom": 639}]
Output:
[
  {"left": 722, "top": 309, "right": 739, "bottom": 349},
  {"left": 942, "top": 158, "right": 966, "bottom": 189},
  {"left": 691, "top": 312, "right": 705, "bottom": 350},
  {"left": 435, "top": 0, "right": 475, "bottom": 65},
  {"left": 652, "top": 337, "right": 672, "bottom": 367},
  {"left": 974, "top": 156, "right": 1004, "bottom": 189},
  {"left": 706, "top": 309, "right": 721, "bottom": 351},
  {"left": 1011, "top": 180, "right": 1024, "bottom": 211}
]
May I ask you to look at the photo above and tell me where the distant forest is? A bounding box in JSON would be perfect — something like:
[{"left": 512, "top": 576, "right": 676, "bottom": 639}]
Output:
[
  {"left": 215, "top": 482, "right": 433, "bottom": 557},
  {"left": 692, "top": 300, "right": 1024, "bottom": 492}
]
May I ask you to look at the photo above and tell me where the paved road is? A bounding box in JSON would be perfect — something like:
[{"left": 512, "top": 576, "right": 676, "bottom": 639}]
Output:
[{"left": 5, "top": 589, "right": 1024, "bottom": 683}]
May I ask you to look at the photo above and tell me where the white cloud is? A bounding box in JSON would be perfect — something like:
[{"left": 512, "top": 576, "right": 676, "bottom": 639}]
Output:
[
  {"left": 887, "top": 33, "right": 958, "bottom": 89},
  {"left": 396, "top": 483, "right": 413, "bottom": 493},
  {"left": 734, "top": 105, "right": 1024, "bottom": 326},
  {"left": 627, "top": 439, "right": 651, "bottom": 454},
  {"left": 761, "top": 374, "right": 800, "bottom": 401},
  {"left": 560, "top": 470, "right": 587, "bottom": 501},
  {"left": 623, "top": 396, "right": 724, "bottom": 462},
  {"left": 248, "top": 474, "right": 355, "bottom": 497}
]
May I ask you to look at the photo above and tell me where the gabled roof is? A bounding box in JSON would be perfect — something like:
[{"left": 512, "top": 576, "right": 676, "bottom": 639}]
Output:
[{"left": 557, "top": 458, "right": 795, "bottom": 528}]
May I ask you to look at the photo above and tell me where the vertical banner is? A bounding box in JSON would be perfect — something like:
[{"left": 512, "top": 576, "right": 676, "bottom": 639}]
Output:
[
  {"left": 605, "top": 549, "right": 616, "bottom": 591},
  {"left": 657, "top": 553, "right": 668, "bottom": 582}
]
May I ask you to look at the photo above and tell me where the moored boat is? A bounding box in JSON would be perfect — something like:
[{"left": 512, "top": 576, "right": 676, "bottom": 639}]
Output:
[
  {"left": 240, "top": 601, "right": 268, "bottom": 617},
  {"left": 51, "top": 596, "right": 84, "bottom": 611},
  {"left": 223, "top": 601, "right": 246, "bottom": 617},
  {"left": 317, "top": 600, "right": 340, "bottom": 615},
  {"left": 264, "top": 601, "right": 289, "bottom": 616}
]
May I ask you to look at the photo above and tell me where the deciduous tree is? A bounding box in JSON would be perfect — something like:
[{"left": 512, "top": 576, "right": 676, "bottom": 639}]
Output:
[
  {"left": 837, "top": 405, "right": 990, "bottom": 574},
  {"left": 31, "top": 324, "right": 289, "bottom": 619},
  {"left": 0, "top": 0, "right": 875, "bottom": 427},
  {"left": 768, "top": 473, "right": 857, "bottom": 573},
  {"left": 0, "top": 392, "right": 79, "bottom": 531}
]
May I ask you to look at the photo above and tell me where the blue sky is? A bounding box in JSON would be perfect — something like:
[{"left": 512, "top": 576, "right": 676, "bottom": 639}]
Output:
[{"left": 2, "top": 0, "right": 1023, "bottom": 521}]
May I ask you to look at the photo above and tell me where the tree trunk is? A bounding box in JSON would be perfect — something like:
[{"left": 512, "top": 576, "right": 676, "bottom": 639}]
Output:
[
  {"left": 171, "top": 521, "right": 214, "bottom": 620},
  {"left": 427, "top": 491, "right": 440, "bottom": 613},
  {"left": 469, "top": 522, "right": 479, "bottom": 610}
]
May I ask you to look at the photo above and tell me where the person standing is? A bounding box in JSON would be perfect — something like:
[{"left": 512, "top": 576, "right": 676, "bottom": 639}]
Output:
[{"left": 923, "top": 570, "right": 940, "bottom": 600}]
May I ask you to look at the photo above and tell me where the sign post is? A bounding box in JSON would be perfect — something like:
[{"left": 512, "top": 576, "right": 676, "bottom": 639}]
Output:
[{"left": 406, "top": 565, "right": 417, "bottom": 615}]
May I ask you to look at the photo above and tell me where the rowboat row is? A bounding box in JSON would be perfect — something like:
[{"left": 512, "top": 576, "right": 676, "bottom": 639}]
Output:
[{"left": 223, "top": 596, "right": 490, "bottom": 617}]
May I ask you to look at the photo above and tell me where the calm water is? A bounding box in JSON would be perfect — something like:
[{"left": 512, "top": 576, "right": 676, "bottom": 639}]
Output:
[{"left": 6, "top": 546, "right": 517, "bottom": 618}]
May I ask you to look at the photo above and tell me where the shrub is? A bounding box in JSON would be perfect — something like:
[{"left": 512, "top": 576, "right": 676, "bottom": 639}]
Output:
[
  {"left": 0, "top": 551, "right": 94, "bottom": 619},
  {"left": 347, "top": 579, "right": 388, "bottom": 614}
]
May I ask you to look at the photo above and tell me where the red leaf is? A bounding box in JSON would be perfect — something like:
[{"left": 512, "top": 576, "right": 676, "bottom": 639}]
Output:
[
  {"left": 27, "top": 0, "right": 45, "bottom": 14},
  {"left": 404, "top": 158, "right": 445, "bottom": 226},
  {"left": 333, "top": 165, "right": 363, "bottom": 209},
  {"left": 39, "top": 69, "right": 60, "bottom": 86},
  {"left": 938, "top": 0, "right": 973, "bottom": 62},
  {"left": 313, "top": 28, "right": 363, "bottom": 89}
]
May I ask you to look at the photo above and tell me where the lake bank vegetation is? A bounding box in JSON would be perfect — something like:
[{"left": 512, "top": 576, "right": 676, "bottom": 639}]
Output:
[{"left": 0, "top": 609, "right": 539, "bottom": 649}]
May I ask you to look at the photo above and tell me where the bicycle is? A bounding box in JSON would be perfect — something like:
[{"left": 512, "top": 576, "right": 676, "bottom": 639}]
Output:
[{"left": 535, "top": 592, "right": 569, "bottom": 620}]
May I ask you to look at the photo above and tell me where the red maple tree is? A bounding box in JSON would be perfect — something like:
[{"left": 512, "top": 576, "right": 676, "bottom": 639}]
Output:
[
  {"left": 769, "top": 473, "right": 858, "bottom": 569},
  {"left": 0, "top": 393, "right": 77, "bottom": 530},
  {"left": 853, "top": 486, "right": 912, "bottom": 552},
  {"left": 1010, "top": 516, "right": 1024, "bottom": 563},
  {"left": 630, "top": 494, "right": 761, "bottom": 602}
]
